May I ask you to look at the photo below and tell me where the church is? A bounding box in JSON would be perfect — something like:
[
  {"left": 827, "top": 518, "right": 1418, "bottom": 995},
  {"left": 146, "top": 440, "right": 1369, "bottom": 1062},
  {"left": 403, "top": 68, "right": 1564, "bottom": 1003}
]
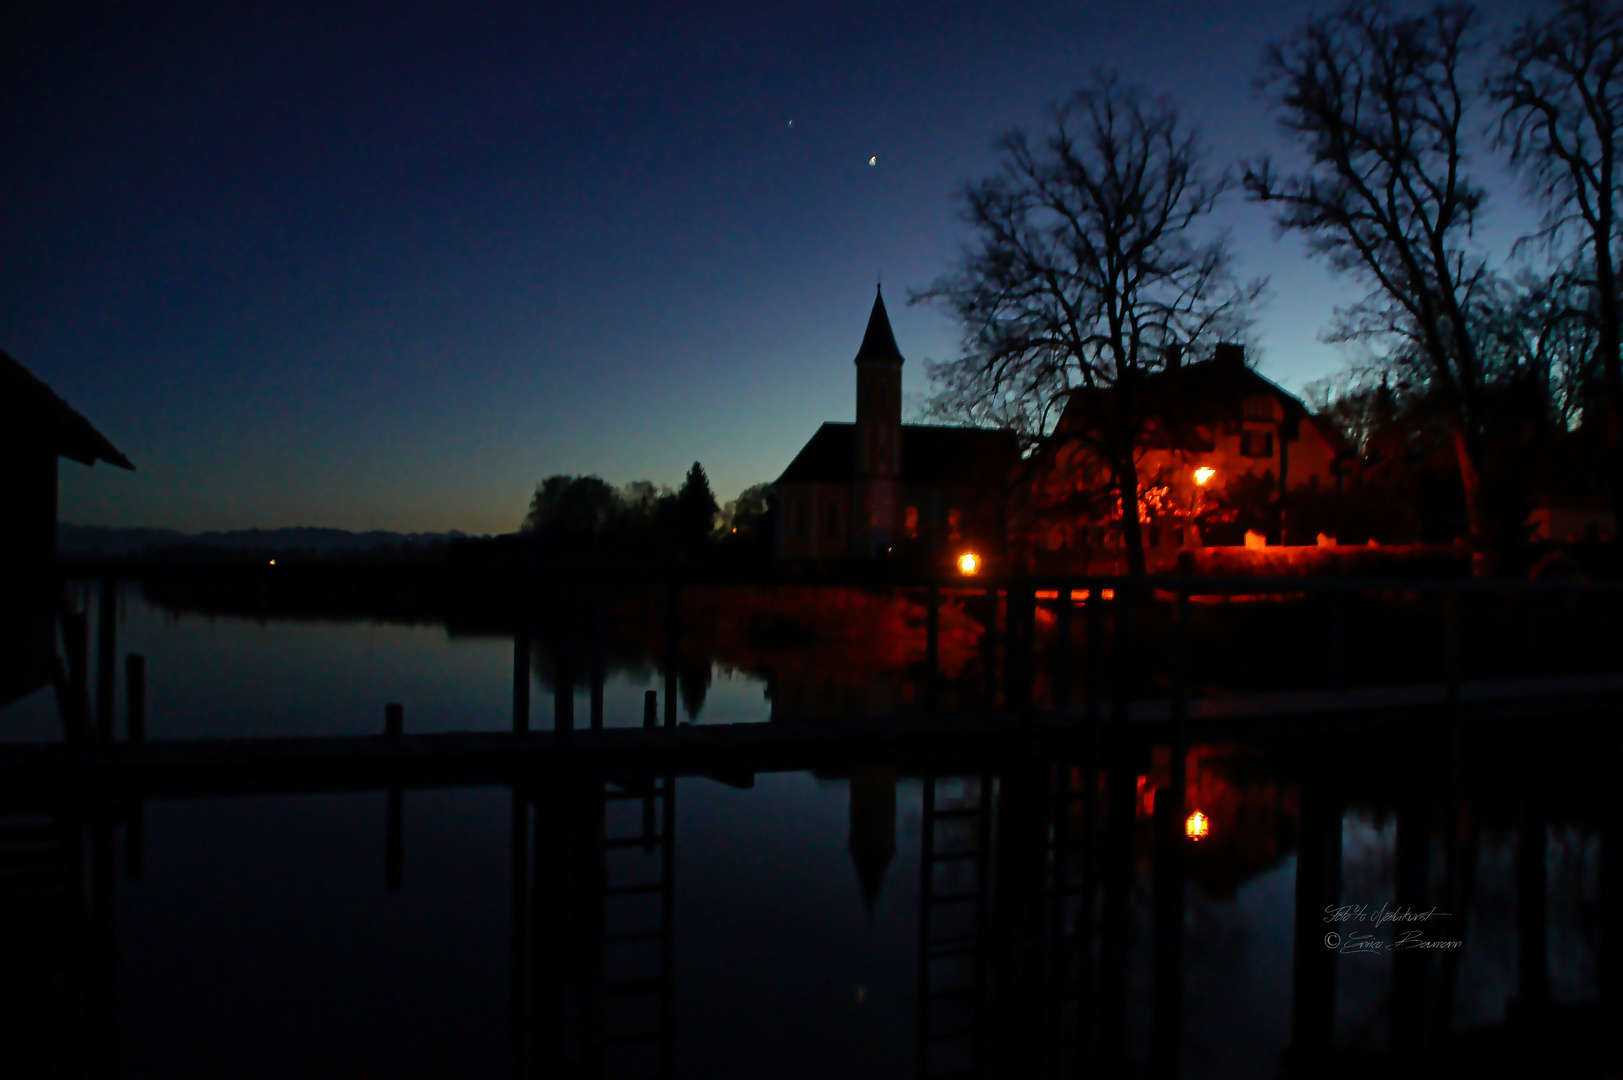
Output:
[{"left": 773, "top": 288, "right": 1020, "bottom": 564}]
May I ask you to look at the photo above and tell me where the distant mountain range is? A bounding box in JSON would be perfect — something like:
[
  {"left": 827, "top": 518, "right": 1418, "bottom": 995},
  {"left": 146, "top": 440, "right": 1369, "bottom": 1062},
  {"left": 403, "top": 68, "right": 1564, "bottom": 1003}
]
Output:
[{"left": 59, "top": 524, "right": 484, "bottom": 555}]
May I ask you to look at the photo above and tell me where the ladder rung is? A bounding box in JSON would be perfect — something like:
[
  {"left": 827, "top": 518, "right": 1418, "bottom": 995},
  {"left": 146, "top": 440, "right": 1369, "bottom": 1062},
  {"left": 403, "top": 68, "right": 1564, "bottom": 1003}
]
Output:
[
  {"left": 606, "top": 882, "right": 664, "bottom": 897},
  {"left": 606, "top": 976, "right": 665, "bottom": 998},
  {"left": 604, "top": 836, "right": 663, "bottom": 849},
  {"left": 930, "top": 850, "right": 980, "bottom": 863},
  {"left": 607, "top": 1029, "right": 663, "bottom": 1046},
  {"left": 605, "top": 928, "right": 664, "bottom": 944}
]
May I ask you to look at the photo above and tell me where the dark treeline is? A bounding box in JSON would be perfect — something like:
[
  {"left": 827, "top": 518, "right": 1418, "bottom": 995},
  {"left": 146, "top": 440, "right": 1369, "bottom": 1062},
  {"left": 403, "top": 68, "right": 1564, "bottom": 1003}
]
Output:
[{"left": 516, "top": 462, "right": 773, "bottom": 563}]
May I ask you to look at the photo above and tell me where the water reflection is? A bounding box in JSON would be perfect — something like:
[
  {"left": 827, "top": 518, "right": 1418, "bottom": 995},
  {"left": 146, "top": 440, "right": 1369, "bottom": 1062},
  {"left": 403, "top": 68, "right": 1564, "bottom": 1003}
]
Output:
[{"left": 4, "top": 582, "right": 1621, "bottom": 1077}]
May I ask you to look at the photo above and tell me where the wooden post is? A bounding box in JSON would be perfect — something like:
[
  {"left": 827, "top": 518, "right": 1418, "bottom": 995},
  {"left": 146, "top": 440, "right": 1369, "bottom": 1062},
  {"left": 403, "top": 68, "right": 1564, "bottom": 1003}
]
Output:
[
  {"left": 1053, "top": 588, "right": 1072, "bottom": 711},
  {"left": 1517, "top": 722, "right": 1549, "bottom": 1011},
  {"left": 1329, "top": 590, "right": 1346, "bottom": 693},
  {"left": 643, "top": 690, "right": 657, "bottom": 729},
  {"left": 1097, "top": 729, "right": 1136, "bottom": 1071},
  {"left": 513, "top": 633, "right": 531, "bottom": 734},
  {"left": 1391, "top": 739, "right": 1432, "bottom": 1050},
  {"left": 1086, "top": 590, "right": 1103, "bottom": 727},
  {"left": 664, "top": 585, "right": 679, "bottom": 729},
  {"left": 96, "top": 579, "right": 117, "bottom": 741},
  {"left": 511, "top": 789, "right": 530, "bottom": 1074},
  {"left": 554, "top": 646, "right": 574, "bottom": 734},
  {"left": 925, "top": 585, "right": 940, "bottom": 717},
  {"left": 125, "top": 802, "right": 144, "bottom": 880},
  {"left": 385, "top": 702, "right": 403, "bottom": 738},
  {"left": 386, "top": 787, "right": 404, "bottom": 892},
  {"left": 69, "top": 609, "right": 90, "bottom": 732},
  {"left": 1171, "top": 589, "right": 1189, "bottom": 727},
  {"left": 125, "top": 654, "right": 145, "bottom": 742},
  {"left": 983, "top": 589, "right": 999, "bottom": 711},
  {"left": 1290, "top": 744, "right": 1341, "bottom": 1062},
  {"left": 1150, "top": 777, "right": 1185, "bottom": 1079},
  {"left": 589, "top": 593, "right": 605, "bottom": 730}
]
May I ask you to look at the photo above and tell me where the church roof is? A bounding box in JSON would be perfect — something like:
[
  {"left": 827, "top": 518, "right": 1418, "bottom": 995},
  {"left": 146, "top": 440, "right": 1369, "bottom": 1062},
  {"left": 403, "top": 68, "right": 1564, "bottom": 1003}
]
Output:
[
  {"left": 852, "top": 286, "right": 905, "bottom": 366},
  {"left": 1, "top": 347, "right": 134, "bottom": 469},
  {"left": 775, "top": 422, "right": 1020, "bottom": 487}
]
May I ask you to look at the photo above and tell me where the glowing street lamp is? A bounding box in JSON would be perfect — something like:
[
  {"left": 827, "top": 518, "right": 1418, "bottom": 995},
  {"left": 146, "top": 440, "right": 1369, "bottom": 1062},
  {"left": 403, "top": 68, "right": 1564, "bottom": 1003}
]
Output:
[
  {"left": 1185, "top": 810, "right": 1210, "bottom": 841},
  {"left": 1193, "top": 467, "right": 1216, "bottom": 486},
  {"left": 957, "top": 552, "right": 980, "bottom": 575}
]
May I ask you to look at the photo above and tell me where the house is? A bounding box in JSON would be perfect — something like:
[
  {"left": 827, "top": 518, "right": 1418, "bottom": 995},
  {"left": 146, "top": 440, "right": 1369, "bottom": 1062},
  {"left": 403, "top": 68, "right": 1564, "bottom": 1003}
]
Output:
[
  {"left": 1, "top": 348, "right": 134, "bottom": 708},
  {"left": 773, "top": 288, "right": 1020, "bottom": 564},
  {"left": 1025, "top": 344, "right": 1344, "bottom": 562}
]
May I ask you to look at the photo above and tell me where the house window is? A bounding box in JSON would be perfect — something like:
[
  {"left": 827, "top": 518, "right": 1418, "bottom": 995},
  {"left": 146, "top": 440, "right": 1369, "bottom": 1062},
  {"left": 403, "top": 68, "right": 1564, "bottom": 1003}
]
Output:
[
  {"left": 1244, "top": 395, "right": 1282, "bottom": 421},
  {"left": 1240, "top": 430, "right": 1274, "bottom": 458},
  {"left": 905, "top": 505, "right": 919, "bottom": 539},
  {"left": 827, "top": 503, "right": 842, "bottom": 539}
]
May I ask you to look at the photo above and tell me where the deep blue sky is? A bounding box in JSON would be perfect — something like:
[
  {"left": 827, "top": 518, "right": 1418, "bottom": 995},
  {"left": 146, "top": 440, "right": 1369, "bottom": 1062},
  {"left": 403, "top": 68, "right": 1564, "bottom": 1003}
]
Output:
[{"left": 4, "top": 0, "right": 1539, "bottom": 534}]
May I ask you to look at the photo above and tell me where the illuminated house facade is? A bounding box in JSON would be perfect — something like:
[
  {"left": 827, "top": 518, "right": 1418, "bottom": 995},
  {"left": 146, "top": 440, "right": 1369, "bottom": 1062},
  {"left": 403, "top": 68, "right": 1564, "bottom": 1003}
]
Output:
[
  {"left": 773, "top": 288, "right": 1019, "bottom": 563},
  {"left": 1024, "top": 344, "right": 1343, "bottom": 562}
]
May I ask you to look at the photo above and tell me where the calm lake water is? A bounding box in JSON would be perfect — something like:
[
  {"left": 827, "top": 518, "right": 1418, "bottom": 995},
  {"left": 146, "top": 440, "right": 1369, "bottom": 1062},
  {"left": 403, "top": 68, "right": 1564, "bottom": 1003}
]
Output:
[{"left": 0, "top": 587, "right": 1610, "bottom": 1078}]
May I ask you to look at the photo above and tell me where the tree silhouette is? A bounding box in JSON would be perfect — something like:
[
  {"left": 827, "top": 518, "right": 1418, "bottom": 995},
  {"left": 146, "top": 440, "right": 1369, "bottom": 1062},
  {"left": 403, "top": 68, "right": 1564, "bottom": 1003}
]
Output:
[
  {"left": 672, "top": 461, "right": 719, "bottom": 552},
  {"left": 918, "top": 71, "right": 1259, "bottom": 575},
  {"left": 1492, "top": 0, "right": 1623, "bottom": 525},
  {"left": 1246, "top": 2, "right": 1495, "bottom": 550}
]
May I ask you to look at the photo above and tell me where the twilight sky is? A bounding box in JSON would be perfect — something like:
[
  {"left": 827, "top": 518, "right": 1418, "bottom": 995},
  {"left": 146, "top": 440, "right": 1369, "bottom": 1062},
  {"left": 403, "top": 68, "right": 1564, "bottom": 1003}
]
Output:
[{"left": 4, "top": 0, "right": 1541, "bottom": 534}]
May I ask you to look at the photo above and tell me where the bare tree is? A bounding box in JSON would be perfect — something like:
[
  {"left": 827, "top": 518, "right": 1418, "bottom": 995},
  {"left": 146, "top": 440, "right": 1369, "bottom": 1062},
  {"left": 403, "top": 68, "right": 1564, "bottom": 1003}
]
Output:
[
  {"left": 917, "top": 72, "right": 1259, "bottom": 575},
  {"left": 1245, "top": 2, "right": 1496, "bottom": 549},
  {"left": 1491, "top": 0, "right": 1623, "bottom": 517}
]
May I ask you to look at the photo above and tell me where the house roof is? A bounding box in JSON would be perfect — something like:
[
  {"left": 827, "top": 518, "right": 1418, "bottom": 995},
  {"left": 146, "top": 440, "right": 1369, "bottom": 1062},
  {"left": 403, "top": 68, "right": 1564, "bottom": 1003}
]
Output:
[
  {"left": 776, "top": 422, "right": 1020, "bottom": 487},
  {"left": 852, "top": 286, "right": 905, "bottom": 366},
  {"left": 1, "top": 347, "right": 135, "bottom": 469},
  {"left": 1054, "top": 347, "right": 1319, "bottom": 442}
]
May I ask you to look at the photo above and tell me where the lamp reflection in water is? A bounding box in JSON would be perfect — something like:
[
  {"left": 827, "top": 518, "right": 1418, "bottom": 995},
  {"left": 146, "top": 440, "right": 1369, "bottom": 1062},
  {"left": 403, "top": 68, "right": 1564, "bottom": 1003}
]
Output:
[{"left": 1185, "top": 810, "right": 1210, "bottom": 841}]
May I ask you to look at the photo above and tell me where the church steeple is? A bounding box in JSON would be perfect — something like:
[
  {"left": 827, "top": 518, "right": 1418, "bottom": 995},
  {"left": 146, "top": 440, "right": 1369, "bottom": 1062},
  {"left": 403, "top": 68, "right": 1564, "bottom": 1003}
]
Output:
[{"left": 853, "top": 285, "right": 905, "bottom": 367}]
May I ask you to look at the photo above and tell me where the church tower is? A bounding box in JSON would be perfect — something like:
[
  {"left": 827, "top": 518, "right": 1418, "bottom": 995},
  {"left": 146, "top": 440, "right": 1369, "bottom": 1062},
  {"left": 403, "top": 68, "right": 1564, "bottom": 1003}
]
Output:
[{"left": 853, "top": 286, "right": 904, "bottom": 555}]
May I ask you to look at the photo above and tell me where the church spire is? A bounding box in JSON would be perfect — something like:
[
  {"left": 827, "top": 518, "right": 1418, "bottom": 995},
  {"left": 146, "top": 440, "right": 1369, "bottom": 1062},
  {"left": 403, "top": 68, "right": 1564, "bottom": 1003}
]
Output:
[{"left": 853, "top": 285, "right": 905, "bottom": 366}]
